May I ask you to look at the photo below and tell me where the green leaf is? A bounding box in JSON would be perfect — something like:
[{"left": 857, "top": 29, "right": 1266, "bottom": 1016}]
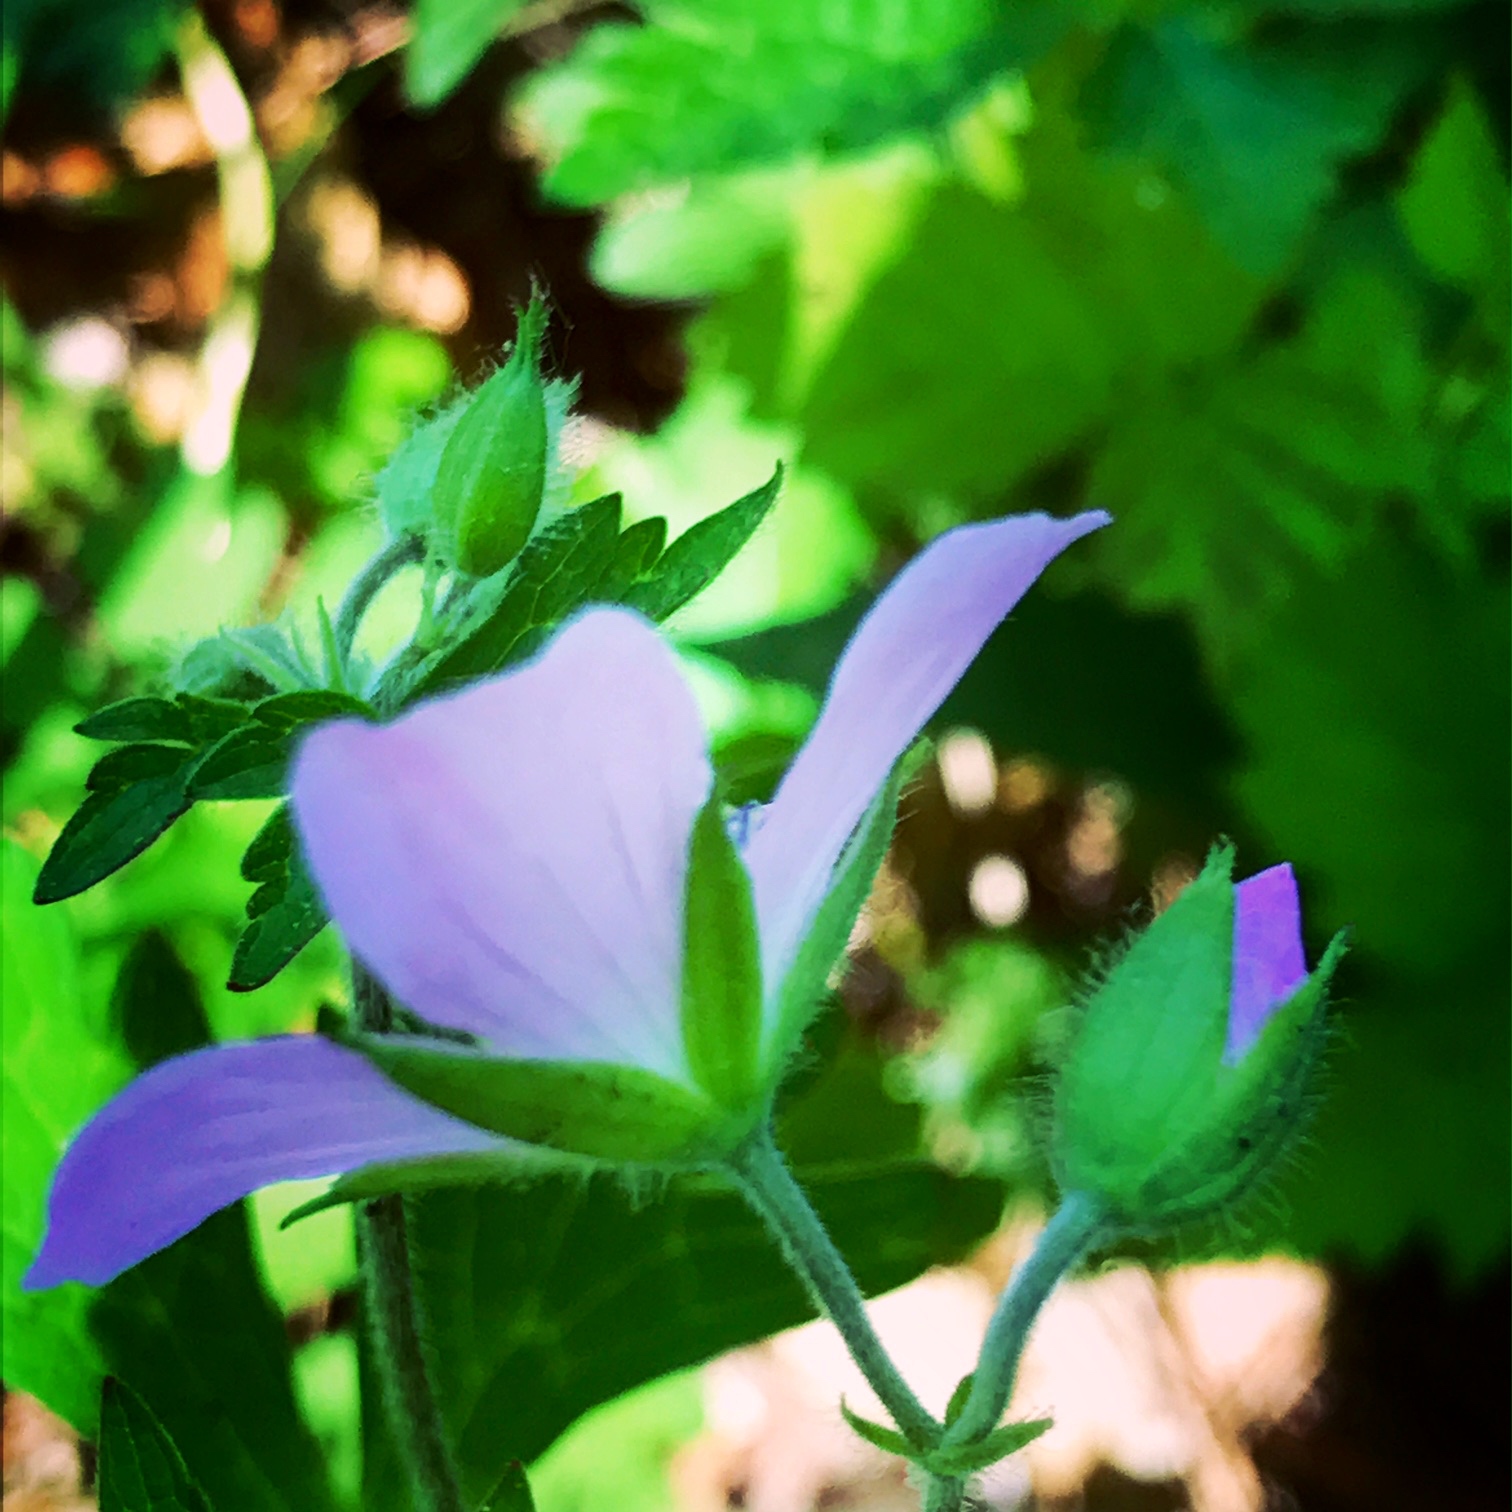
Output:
[
  {"left": 923, "top": 1416, "right": 1053, "bottom": 1476},
  {"left": 622, "top": 466, "right": 783, "bottom": 622},
  {"left": 517, "top": 0, "right": 1066, "bottom": 206},
  {"left": 90, "top": 935, "right": 340, "bottom": 1512},
  {"left": 1396, "top": 77, "right": 1509, "bottom": 291},
  {"left": 97, "top": 1377, "right": 215, "bottom": 1512},
  {"left": 87, "top": 743, "right": 192, "bottom": 791},
  {"left": 250, "top": 688, "right": 372, "bottom": 729},
  {"left": 187, "top": 727, "right": 290, "bottom": 802},
  {"left": 240, "top": 802, "right": 294, "bottom": 883},
  {"left": 413, "top": 494, "right": 624, "bottom": 698},
  {"left": 594, "top": 514, "right": 668, "bottom": 601},
  {"left": 406, "top": 0, "right": 529, "bottom": 109},
  {"left": 75, "top": 697, "right": 196, "bottom": 745},
  {"left": 360, "top": 1161, "right": 1000, "bottom": 1508},
  {"left": 477, "top": 1462, "right": 536, "bottom": 1512},
  {"left": 108, "top": 932, "right": 213, "bottom": 1071},
  {"left": 1084, "top": 18, "right": 1446, "bottom": 272},
  {"left": 34, "top": 759, "right": 196, "bottom": 904},
  {"left": 229, "top": 848, "right": 326, "bottom": 991},
  {"left": 74, "top": 693, "right": 247, "bottom": 746},
  {"left": 840, "top": 1400, "right": 914, "bottom": 1456},
  {"left": 2, "top": 839, "right": 125, "bottom": 1433},
  {"left": 797, "top": 183, "right": 1115, "bottom": 504},
  {"left": 342, "top": 1031, "right": 726, "bottom": 1162},
  {"left": 680, "top": 798, "right": 763, "bottom": 1108}
]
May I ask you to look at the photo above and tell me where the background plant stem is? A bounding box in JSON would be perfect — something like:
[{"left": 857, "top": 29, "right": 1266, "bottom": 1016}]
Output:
[{"left": 354, "top": 963, "right": 467, "bottom": 1512}]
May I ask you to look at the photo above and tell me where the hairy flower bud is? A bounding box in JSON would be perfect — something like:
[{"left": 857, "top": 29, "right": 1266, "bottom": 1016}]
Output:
[
  {"left": 433, "top": 298, "right": 550, "bottom": 577},
  {"left": 1051, "top": 848, "right": 1346, "bottom": 1232}
]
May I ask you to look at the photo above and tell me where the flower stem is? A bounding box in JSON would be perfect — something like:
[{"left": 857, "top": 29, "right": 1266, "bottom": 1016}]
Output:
[
  {"left": 354, "top": 964, "right": 466, "bottom": 1512},
  {"left": 729, "top": 1125, "right": 940, "bottom": 1450},
  {"left": 942, "top": 1192, "right": 1105, "bottom": 1451},
  {"left": 334, "top": 533, "right": 426, "bottom": 664},
  {"left": 923, "top": 1473, "right": 967, "bottom": 1512},
  {"left": 361, "top": 1198, "right": 465, "bottom": 1512}
]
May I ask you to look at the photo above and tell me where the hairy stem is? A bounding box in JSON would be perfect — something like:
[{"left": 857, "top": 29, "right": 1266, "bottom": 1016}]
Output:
[
  {"left": 923, "top": 1473, "right": 967, "bottom": 1512},
  {"left": 943, "top": 1192, "right": 1105, "bottom": 1450},
  {"left": 334, "top": 533, "right": 426, "bottom": 665},
  {"left": 729, "top": 1125, "right": 940, "bottom": 1449},
  {"left": 354, "top": 964, "right": 466, "bottom": 1512}
]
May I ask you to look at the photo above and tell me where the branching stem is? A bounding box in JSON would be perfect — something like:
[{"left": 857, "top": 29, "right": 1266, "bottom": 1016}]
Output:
[
  {"left": 728, "top": 1125, "right": 941, "bottom": 1450},
  {"left": 942, "top": 1192, "right": 1105, "bottom": 1451}
]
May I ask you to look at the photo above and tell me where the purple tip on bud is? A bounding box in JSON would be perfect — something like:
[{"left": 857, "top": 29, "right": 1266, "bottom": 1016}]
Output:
[{"left": 1225, "top": 863, "right": 1309, "bottom": 1064}]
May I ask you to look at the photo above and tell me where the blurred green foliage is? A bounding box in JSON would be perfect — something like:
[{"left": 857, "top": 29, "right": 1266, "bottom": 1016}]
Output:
[{"left": 2, "top": 0, "right": 1506, "bottom": 1501}]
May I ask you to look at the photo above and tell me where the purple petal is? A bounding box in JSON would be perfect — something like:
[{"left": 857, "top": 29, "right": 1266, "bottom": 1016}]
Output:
[
  {"left": 1225, "top": 864, "right": 1309, "bottom": 1064},
  {"left": 743, "top": 511, "right": 1110, "bottom": 990},
  {"left": 24, "top": 1036, "right": 505, "bottom": 1289},
  {"left": 292, "top": 609, "right": 711, "bottom": 1079}
]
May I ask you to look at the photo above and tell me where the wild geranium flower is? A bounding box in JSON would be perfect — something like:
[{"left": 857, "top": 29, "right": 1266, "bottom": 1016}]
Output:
[
  {"left": 1051, "top": 849, "right": 1347, "bottom": 1231},
  {"left": 27, "top": 510, "right": 1107, "bottom": 1289}
]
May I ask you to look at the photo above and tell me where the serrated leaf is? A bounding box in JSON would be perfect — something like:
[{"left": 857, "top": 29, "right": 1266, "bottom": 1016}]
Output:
[
  {"left": 593, "top": 514, "right": 668, "bottom": 603},
  {"left": 229, "top": 852, "right": 326, "bottom": 991},
  {"left": 34, "top": 765, "right": 195, "bottom": 904},
  {"left": 840, "top": 1400, "right": 916, "bottom": 1456},
  {"left": 251, "top": 689, "right": 372, "bottom": 729},
  {"left": 412, "top": 495, "right": 625, "bottom": 697},
  {"left": 517, "top": 0, "right": 1065, "bottom": 207},
  {"left": 75, "top": 697, "right": 196, "bottom": 745},
  {"left": 406, "top": 0, "right": 529, "bottom": 109},
  {"left": 1084, "top": 17, "right": 1446, "bottom": 272},
  {"left": 98, "top": 1378, "right": 215, "bottom": 1512},
  {"left": 341, "top": 1031, "right": 724, "bottom": 1161},
  {"left": 3, "top": 840, "right": 125, "bottom": 1433},
  {"left": 87, "top": 744, "right": 192, "bottom": 792},
  {"left": 924, "top": 1416, "right": 1053, "bottom": 1476},
  {"left": 240, "top": 803, "right": 294, "bottom": 883},
  {"left": 187, "top": 727, "right": 291, "bottom": 802},
  {"left": 680, "top": 798, "right": 763, "bottom": 1109},
  {"left": 622, "top": 466, "right": 783, "bottom": 622}
]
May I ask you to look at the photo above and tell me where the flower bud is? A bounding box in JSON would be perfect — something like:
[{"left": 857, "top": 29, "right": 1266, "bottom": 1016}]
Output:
[
  {"left": 1051, "top": 848, "right": 1345, "bottom": 1231},
  {"left": 433, "top": 298, "right": 550, "bottom": 577}
]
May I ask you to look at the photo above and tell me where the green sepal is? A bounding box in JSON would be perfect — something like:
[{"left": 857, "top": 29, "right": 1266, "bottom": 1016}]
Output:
[
  {"left": 841, "top": 1398, "right": 1052, "bottom": 1475},
  {"left": 434, "top": 298, "right": 550, "bottom": 578},
  {"left": 1053, "top": 846, "right": 1347, "bottom": 1230},
  {"left": 763, "top": 751, "right": 916, "bottom": 1077},
  {"left": 1054, "top": 846, "right": 1239, "bottom": 1193},
  {"left": 278, "top": 1146, "right": 574, "bottom": 1228},
  {"left": 332, "top": 1026, "right": 728, "bottom": 1163},
  {"left": 924, "top": 1417, "right": 1053, "bottom": 1477},
  {"left": 681, "top": 796, "right": 764, "bottom": 1111},
  {"left": 839, "top": 1399, "right": 917, "bottom": 1457}
]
